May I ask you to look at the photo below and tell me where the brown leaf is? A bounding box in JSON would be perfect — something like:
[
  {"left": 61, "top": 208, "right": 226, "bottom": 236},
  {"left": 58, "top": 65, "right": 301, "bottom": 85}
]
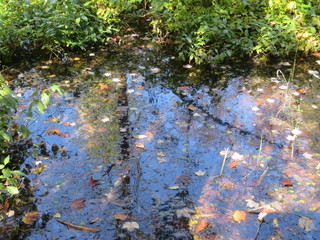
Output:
[
  {"left": 114, "top": 213, "right": 127, "bottom": 221},
  {"left": 100, "top": 84, "right": 110, "bottom": 90},
  {"left": 232, "top": 210, "right": 247, "bottom": 223},
  {"left": 188, "top": 105, "right": 198, "bottom": 111},
  {"left": 229, "top": 160, "right": 238, "bottom": 168},
  {"left": 22, "top": 211, "right": 40, "bottom": 224},
  {"left": 88, "top": 177, "right": 100, "bottom": 187},
  {"left": 70, "top": 198, "right": 86, "bottom": 209},
  {"left": 195, "top": 218, "right": 209, "bottom": 233},
  {"left": 280, "top": 179, "right": 294, "bottom": 186},
  {"left": 45, "top": 128, "right": 61, "bottom": 135}
]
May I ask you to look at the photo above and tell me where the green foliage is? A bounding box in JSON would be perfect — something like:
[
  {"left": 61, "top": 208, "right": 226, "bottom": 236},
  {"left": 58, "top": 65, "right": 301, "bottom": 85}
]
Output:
[
  {"left": 149, "top": 0, "right": 320, "bottom": 63},
  {"left": 0, "top": 74, "right": 63, "bottom": 201},
  {"left": 0, "top": 0, "right": 110, "bottom": 62}
]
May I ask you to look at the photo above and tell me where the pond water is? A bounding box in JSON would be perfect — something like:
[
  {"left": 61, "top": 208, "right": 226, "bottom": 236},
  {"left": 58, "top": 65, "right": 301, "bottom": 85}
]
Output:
[{"left": 3, "top": 34, "right": 320, "bottom": 239}]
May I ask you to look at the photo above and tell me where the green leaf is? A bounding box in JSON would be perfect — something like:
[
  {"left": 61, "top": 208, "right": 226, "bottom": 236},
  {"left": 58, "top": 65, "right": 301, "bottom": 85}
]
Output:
[
  {"left": 19, "top": 124, "right": 31, "bottom": 138},
  {"left": 6, "top": 186, "right": 19, "bottom": 195},
  {"left": 0, "top": 165, "right": 5, "bottom": 170},
  {"left": 4, "top": 156, "right": 10, "bottom": 165},
  {"left": 12, "top": 170, "right": 25, "bottom": 176},
  {"left": 76, "top": 18, "right": 81, "bottom": 25},
  {"left": 37, "top": 102, "right": 45, "bottom": 114},
  {"left": 41, "top": 91, "right": 50, "bottom": 107},
  {"left": 2, "top": 169, "right": 11, "bottom": 178},
  {"left": 51, "top": 84, "right": 64, "bottom": 96},
  {"left": 1, "top": 132, "right": 10, "bottom": 141}
]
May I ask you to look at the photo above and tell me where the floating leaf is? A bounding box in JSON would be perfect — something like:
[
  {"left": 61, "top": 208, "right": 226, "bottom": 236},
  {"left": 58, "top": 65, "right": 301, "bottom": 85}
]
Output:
[
  {"left": 135, "top": 142, "right": 144, "bottom": 149},
  {"left": 232, "top": 210, "right": 247, "bottom": 223},
  {"left": 133, "top": 134, "right": 148, "bottom": 139},
  {"left": 22, "top": 211, "right": 40, "bottom": 224},
  {"left": 157, "top": 152, "right": 165, "bottom": 157},
  {"left": 114, "top": 213, "right": 127, "bottom": 221},
  {"left": 280, "top": 179, "right": 294, "bottom": 186},
  {"left": 195, "top": 170, "right": 205, "bottom": 176},
  {"left": 169, "top": 185, "right": 180, "bottom": 190},
  {"left": 70, "top": 198, "right": 86, "bottom": 209},
  {"left": 195, "top": 218, "right": 208, "bottom": 233},
  {"left": 88, "top": 177, "right": 100, "bottom": 187},
  {"left": 229, "top": 160, "right": 238, "bottom": 168},
  {"left": 188, "top": 105, "right": 198, "bottom": 111},
  {"left": 122, "top": 221, "right": 139, "bottom": 231}
]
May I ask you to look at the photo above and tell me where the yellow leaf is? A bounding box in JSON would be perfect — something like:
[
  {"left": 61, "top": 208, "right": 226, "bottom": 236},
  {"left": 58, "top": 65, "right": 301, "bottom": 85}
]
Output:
[{"left": 232, "top": 210, "right": 247, "bottom": 223}]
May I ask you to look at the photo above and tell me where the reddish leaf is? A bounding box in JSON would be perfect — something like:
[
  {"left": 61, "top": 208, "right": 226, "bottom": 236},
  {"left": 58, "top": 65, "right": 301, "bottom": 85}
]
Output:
[
  {"left": 232, "top": 210, "right": 247, "bottom": 223},
  {"left": 70, "top": 198, "right": 86, "bottom": 209},
  {"left": 195, "top": 218, "right": 209, "bottom": 233},
  {"left": 88, "top": 177, "right": 100, "bottom": 187},
  {"left": 229, "top": 160, "right": 238, "bottom": 168},
  {"left": 280, "top": 179, "right": 294, "bottom": 186}
]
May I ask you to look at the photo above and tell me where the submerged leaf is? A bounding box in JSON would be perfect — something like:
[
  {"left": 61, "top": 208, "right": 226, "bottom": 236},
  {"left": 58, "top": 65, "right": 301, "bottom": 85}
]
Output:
[
  {"left": 195, "top": 218, "right": 208, "bottom": 233},
  {"left": 70, "top": 198, "right": 86, "bottom": 209},
  {"left": 22, "top": 211, "right": 40, "bottom": 224}
]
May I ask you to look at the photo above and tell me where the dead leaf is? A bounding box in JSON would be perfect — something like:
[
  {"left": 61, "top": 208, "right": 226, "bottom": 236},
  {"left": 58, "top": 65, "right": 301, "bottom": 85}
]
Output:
[
  {"left": 22, "top": 211, "right": 40, "bottom": 224},
  {"left": 114, "top": 213, "right": 127, "bottom": 221},
  {"left": 169, "top": 185, "right": 180, "bottom": 190},
  {"left": 6, "top": 210, "right": 14, "bottom": 218},
  {"left": 70, "top": 198, "right": 86, "bottom": 209},
  {"left": 88, "top": 177, "right": 100, "bottom": 187},
  {"left": 280, "top": 179, "right": 294, "bottom": 186},
  {"left": 157, "top": 152, "right": 165, "bottom": 157},
  {"left": 135, "top": 142, "right": 144, "bottom": 149},
  {"left": 133, "top": 134, "right": 148, "bottom": 139},
  {"left": 100, "top": 84, "right": 110, "bottom": 90},
  {"left": 195, "top": 170, "right": 205, "bottom": 176},
  {"left": 122, "top": 221, "right": 139, "bottom": 231},
  {"left": 229, "top": 160, "right": 237, "bottom": 168},
  {"left": 232, "top": 210, "right": 247, "bottom": 223},
  {"left": 188, "top": 105, "right": 198, "bottom": 111},
  {"left": 195, "top": 218, "right": 209, "bottom": 233},
  {"left": 45, "top": 128, "right": 61, "bottom": 135}
]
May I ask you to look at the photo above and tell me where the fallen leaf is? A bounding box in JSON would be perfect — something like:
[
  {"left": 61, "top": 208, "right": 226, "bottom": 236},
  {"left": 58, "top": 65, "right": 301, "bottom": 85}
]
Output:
[
  {"left": 45, "top": 128, "right": 61, "bottom": 135},
  {"left": 195, "top": 170, "right": 206, "bottom": 176},
  {"left": 122, "top": 221, "right": 139, "bottom": 231},
  {"left": 229, "top": 160, "right": 237, "bottom": 168},
  {"left": 280, "top": 179, "right": 294, "bottom": 186},
  {"left": 169, "top": 185, "right": 180, "bottom": 190},
  {"left": 88, "top": 177, "right": 100, "bottom": 187},
  {"left": 231, "top": 152, "right": 243, "bottom": 160},
  {"left": 188, "top": 105, "right": 198, "bottom": 111},
  {"left": 70, "top": 198, "right": 86, "bottom": 209},
  {"left": 89, "top": 217, "right": 100, "bottom": 224},
  {"left": 100, "top": 84, "right": 110, "bottom": 90},
  {"left": 6, "top": 210, "right": 14, "bottom": 218},
  {"left": 195, "top": 218, "right": 208, "bottom": 233},
  {"left": 245, "top": 199, "right": 260, "bottom": 209},
  {"left": 157, "top": 152, "right": 165, "bottom": 157},
  {"left": 114, "top": 213, "right": 127, "bottom": 221},
  {"left": 53, "top": 213, "right": 61, "bottom": 218},
  {"left": 135, "top": 142, "right": 144, "bottom": 149},
  {"left": 133, "top": 134, "right": 148, "bottom": 139},
  {"left": 232, "top": 210, "right": 247, "bottom": 223},
  {"left": 22, "top": 211, "right": 40, "bottom": 224}
]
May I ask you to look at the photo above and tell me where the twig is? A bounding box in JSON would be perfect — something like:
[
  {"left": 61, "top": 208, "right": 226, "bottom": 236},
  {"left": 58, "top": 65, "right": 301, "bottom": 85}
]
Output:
[
  {"left": 219, "top": 148, "right": 229, "bottom": 176},
  {"left": 255, "top": 167, "right": 269, "bottom": 187},
  {"left": 57, "top": 219, "right": 100, "bottom": 233}
]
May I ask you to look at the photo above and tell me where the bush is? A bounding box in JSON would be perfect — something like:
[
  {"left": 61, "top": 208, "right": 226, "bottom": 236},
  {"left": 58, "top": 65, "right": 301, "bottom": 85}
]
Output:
[{"left": 149, "top": 0, "right": 320, "bottom": 63}]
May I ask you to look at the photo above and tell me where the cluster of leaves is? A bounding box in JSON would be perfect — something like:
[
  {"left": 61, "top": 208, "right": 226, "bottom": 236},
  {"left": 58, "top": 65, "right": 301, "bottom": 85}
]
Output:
[
  {"left": 0, "top": 0, "right": 111, "bottom": 62},
  {"left": 0, "top": 74, "right": 63, "bottom": 201},
  {"left": 149, "top": 0, "right": 320, "bottom": 63}
]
